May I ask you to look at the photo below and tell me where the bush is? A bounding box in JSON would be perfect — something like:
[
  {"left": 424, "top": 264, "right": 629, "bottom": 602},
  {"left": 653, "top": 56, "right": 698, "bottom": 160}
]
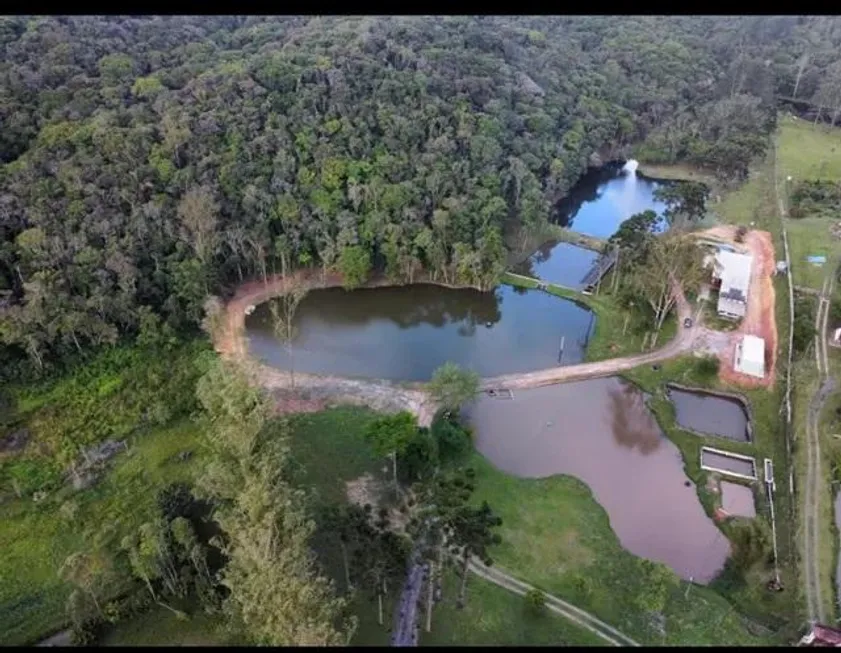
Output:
[
  {"left": 695, "top": 356, "right": 720, "bottom": 379},
  {"left": 524, "top": 588, "right": 546, "bottom": 615},
  {"left": 431, "top": 412, "right": 472, "bottom": 465},
  {"left": 729, "top": 519, "right": 771, "bottom": 574},
  {"left": 793, "top": 297, "right": 817, "bottom": 355}
]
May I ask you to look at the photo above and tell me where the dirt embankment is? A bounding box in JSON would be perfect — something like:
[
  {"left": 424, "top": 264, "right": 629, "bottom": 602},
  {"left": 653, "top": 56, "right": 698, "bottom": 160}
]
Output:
[{"left": 697, "top": 227, "right": 778, "bottom": 388}]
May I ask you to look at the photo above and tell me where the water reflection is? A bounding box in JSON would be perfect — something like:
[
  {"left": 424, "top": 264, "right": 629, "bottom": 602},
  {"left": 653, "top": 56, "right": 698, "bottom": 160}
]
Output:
[
  {"left": 246, "top": 284, "right": 595, "bottom": 381},
  {"left": 608, "top": 383, "right": 661, "bottom": 455},
  {"left": 552, "top": 163, "right": 668, "bottom": 239}
]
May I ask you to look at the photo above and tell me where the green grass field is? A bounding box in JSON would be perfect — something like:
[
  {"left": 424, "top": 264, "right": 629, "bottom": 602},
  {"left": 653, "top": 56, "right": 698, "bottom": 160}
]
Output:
[
  {"left": 0, "top": 420, "right": 206, "bottom": 645},
  {"left": 775, "top": 115, "right": 841, "bottom": 291},
  {"left": 99, "top": 605, "right": 227, "bottom": 646},
  {"left": 285, "top": 408, "right": 608, "bottom": 647}
]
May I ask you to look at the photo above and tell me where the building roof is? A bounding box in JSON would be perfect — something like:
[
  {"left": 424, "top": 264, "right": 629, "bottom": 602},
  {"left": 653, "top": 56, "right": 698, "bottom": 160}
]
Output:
[
  {"left": 716, "top": 250, "right": 752, "bottom": 304},
  {"left": 741, "top": 335, "right": 765, "bottom": 364},
  {"left": 800, "top": 623, "right": 841, "bottom": 646}
]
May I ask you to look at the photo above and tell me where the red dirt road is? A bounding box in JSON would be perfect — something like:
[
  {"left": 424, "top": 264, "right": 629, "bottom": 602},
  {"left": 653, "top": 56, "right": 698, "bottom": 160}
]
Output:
[{"left": 697, "top": 227, "right": 777, "bottom": 388}]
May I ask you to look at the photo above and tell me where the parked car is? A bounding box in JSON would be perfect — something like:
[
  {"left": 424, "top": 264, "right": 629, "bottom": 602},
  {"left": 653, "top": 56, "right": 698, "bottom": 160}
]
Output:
[{"left": 683, "top": 317, "right": 693, "bottom": 328}]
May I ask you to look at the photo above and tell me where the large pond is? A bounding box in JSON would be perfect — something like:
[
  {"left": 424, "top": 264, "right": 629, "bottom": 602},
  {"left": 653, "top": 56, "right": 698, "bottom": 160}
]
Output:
[
  {"left": 465, "top": 377, "right": 730, "bottom": 583},
  {"left": 667, "top": 386, "right": 751, "bottom": 442},
  {"left": 246, "top": 284, "right": 595, "bottom": 382}
]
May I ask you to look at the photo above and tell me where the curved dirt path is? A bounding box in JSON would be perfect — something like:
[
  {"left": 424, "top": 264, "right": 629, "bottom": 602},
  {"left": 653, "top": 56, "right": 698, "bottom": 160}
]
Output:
[{"left": 468, "top": 560, "right": 640, "bottom": 647}]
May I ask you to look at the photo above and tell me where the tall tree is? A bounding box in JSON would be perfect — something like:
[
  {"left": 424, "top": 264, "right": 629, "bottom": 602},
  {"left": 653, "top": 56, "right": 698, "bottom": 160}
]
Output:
[
  {"left": 364, "top": 411, "right": 419, "bottom": 496},
  {"left": 428, "top": 362, "right": 480, "bottom": 412}
]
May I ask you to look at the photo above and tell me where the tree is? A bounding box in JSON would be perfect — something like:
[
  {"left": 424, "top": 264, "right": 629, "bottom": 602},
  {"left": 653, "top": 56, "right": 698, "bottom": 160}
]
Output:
[
  {"left": 428, "top": 362, "right": 480, "bottom": 411},
  {"left": 194, "top": 356, "right": 270, "bottom": 471},
  {"left": 632, "top": 559, "right": 677, "bottom": 617},
  {"left": 365, "top": 411, "right": 419, "bottom": 495},
  {"left": 625, "top": 233, "right": 705, "bottom": 347},
  {"left": 268, "top": 285, "right": 308, "bottom": 387},
  {"left": 449, "top": 500, "right": 503, "bottom": 609},
  {"left": 431, "top": 413, "right": 472, "bottom": 466},
  {"left": 654, "top": 182, "right": 709, "bottom": 227},
  {"left": 177, "top": 185, "right": 219, "bottom": 270},
  {"left": 608, "top": 209, "right": 659, "bottom": 263},
  {"left": 58, "top": 551, "right": 112, "bottom": 621},
  {"left": 337, "top": 245, "right": 372, "bottom": 290},
  {"left": 214, "top": 444, "right": 356, "bottom": 646},
  {"left": 524, "top": 588, "right": 546, "bottom": 615}
]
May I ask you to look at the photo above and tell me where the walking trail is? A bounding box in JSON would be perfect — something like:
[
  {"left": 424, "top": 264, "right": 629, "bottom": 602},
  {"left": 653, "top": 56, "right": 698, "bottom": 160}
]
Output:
[{"left": 468, "top": 560, "right": 640, "bottom": 647}]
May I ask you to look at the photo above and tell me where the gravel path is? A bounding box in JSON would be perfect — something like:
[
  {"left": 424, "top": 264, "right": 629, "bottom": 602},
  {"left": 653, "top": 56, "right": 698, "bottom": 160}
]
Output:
[{"left": 468, "top": 560, "right": 640, "bottom": 647}]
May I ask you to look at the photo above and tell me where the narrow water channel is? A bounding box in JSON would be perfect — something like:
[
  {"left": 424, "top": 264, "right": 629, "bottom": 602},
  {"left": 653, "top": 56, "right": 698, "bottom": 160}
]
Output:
[{"left": 465, "top": 377, "right": 730, "bottom": 583}]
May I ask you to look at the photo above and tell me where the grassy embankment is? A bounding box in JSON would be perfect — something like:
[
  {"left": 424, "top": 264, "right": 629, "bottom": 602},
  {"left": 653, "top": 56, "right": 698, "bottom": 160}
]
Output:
[{"left": 290, "top": 406, "right": 776, "bottom": 646}]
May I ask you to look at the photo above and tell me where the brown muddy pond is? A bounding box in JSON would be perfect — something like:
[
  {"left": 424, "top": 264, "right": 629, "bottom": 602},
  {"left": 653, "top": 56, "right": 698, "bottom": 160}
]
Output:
[
  {"left": 667, "top": 386, "right": 751, "bottom": 442},
  {"left": 465, "top": 377, "right": 730, "bottom": 583},
  {"left": 245, "top": 284, "right": 595, "bottom": 382}
]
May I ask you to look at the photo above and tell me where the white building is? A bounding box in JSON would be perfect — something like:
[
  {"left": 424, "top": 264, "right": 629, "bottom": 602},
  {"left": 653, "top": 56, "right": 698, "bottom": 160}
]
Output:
[
  {"left": 708, "top": 249, "right": 753, "bottom": 320},
  {"left": 734, "top": 335, "right": 765, "bottom": 379}
]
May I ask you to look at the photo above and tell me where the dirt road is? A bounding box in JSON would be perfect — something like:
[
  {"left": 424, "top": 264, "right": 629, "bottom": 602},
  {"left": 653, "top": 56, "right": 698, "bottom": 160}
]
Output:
[
  {"left": 697, "top": 227, "right": 778, "bottom": 389},
  {"left": 468, "top": 560, "right": 640, "bottom": 647},
  {"left": 802, "top": 270, "right": 834, "bottom": 625}
]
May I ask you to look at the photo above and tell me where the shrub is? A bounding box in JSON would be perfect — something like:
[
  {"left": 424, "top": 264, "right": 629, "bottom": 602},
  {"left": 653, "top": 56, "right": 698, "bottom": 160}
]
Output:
[
  {"left": 524, "top": 588, "right": 546, "bottom": 615},
  {"left": 695, "top": 356, "right": 720, "bottom": 379},
  {"left": 431, "top": 413, "right": 472, "bottom": 465}
]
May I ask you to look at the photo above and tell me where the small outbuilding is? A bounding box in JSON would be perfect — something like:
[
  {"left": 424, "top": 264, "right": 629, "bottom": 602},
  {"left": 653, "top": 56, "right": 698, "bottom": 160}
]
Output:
[{"left": 734, "top": 335, "right": 765, "bottom": 379}]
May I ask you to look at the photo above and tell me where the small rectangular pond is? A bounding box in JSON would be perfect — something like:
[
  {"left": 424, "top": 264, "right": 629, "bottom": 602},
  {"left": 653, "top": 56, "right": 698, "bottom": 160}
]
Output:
[
  {"left": 667, "top": 385, "right": 751, "bottom": 442},
  {"left": 700, "top": 447, "right": 757, "bottom": 481}
]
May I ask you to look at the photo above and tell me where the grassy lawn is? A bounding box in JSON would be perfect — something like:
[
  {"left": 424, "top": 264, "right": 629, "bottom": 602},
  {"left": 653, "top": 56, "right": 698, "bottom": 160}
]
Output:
[
  {"left": 502, "top": 271, "right": 677, "bottom": 363},
  {"left": 421, "top": 571, "right": 606, "bottom": 647},
  {"left": 775, "top": 115, "right": 841, "bottom": 292},
  {"left": 0, "top": 420, "right": 207, "bottom": 646},
  {"left": 99, "top": 605, "right": 228, "bottom": 646},
  {"left": 776, "top": 115, "right": 841, "bottom": 182},
  {"left": 287, "top": 407, "right": 610, "bottom": 647},
  {"left": 786, "top": 218, "right": 836, "bottom": 290}
]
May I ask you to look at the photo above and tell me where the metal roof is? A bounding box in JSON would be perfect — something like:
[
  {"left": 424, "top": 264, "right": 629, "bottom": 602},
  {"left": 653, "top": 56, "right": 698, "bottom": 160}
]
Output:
[
  {"left": 716, "top": 250, "right": 752, "bottom": 302},
  {"left": 741, "top": 335, "right": 765, "bottom": 364}
]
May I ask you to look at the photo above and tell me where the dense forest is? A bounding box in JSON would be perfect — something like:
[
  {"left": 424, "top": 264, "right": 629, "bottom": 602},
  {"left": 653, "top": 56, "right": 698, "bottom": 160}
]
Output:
[{"left": 3, "top": 15, "right": 841, "bottom": 377}]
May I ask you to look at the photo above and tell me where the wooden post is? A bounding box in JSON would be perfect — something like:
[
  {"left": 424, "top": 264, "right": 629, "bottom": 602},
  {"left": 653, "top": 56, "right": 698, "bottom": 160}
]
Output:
[{"left": 611, "top": 246, "right": 621, "bottom": 294}]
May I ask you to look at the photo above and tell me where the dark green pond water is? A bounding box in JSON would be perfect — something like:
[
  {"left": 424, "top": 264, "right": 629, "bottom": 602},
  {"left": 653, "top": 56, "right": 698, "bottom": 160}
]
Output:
[{"left": 246, "top": 283, "right": 595, "bottom": 381}]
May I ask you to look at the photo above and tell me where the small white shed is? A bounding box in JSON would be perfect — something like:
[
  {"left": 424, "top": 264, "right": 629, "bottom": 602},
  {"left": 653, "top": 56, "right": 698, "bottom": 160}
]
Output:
[{"left": 734, "top": 335, "right": 765, "bottom": 379}]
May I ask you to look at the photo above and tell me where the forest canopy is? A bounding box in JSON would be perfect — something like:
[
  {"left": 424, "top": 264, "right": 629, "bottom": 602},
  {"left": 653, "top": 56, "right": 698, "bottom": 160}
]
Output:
[{"left": 2, "top": 15, "right": 841, "bottom": 376}]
